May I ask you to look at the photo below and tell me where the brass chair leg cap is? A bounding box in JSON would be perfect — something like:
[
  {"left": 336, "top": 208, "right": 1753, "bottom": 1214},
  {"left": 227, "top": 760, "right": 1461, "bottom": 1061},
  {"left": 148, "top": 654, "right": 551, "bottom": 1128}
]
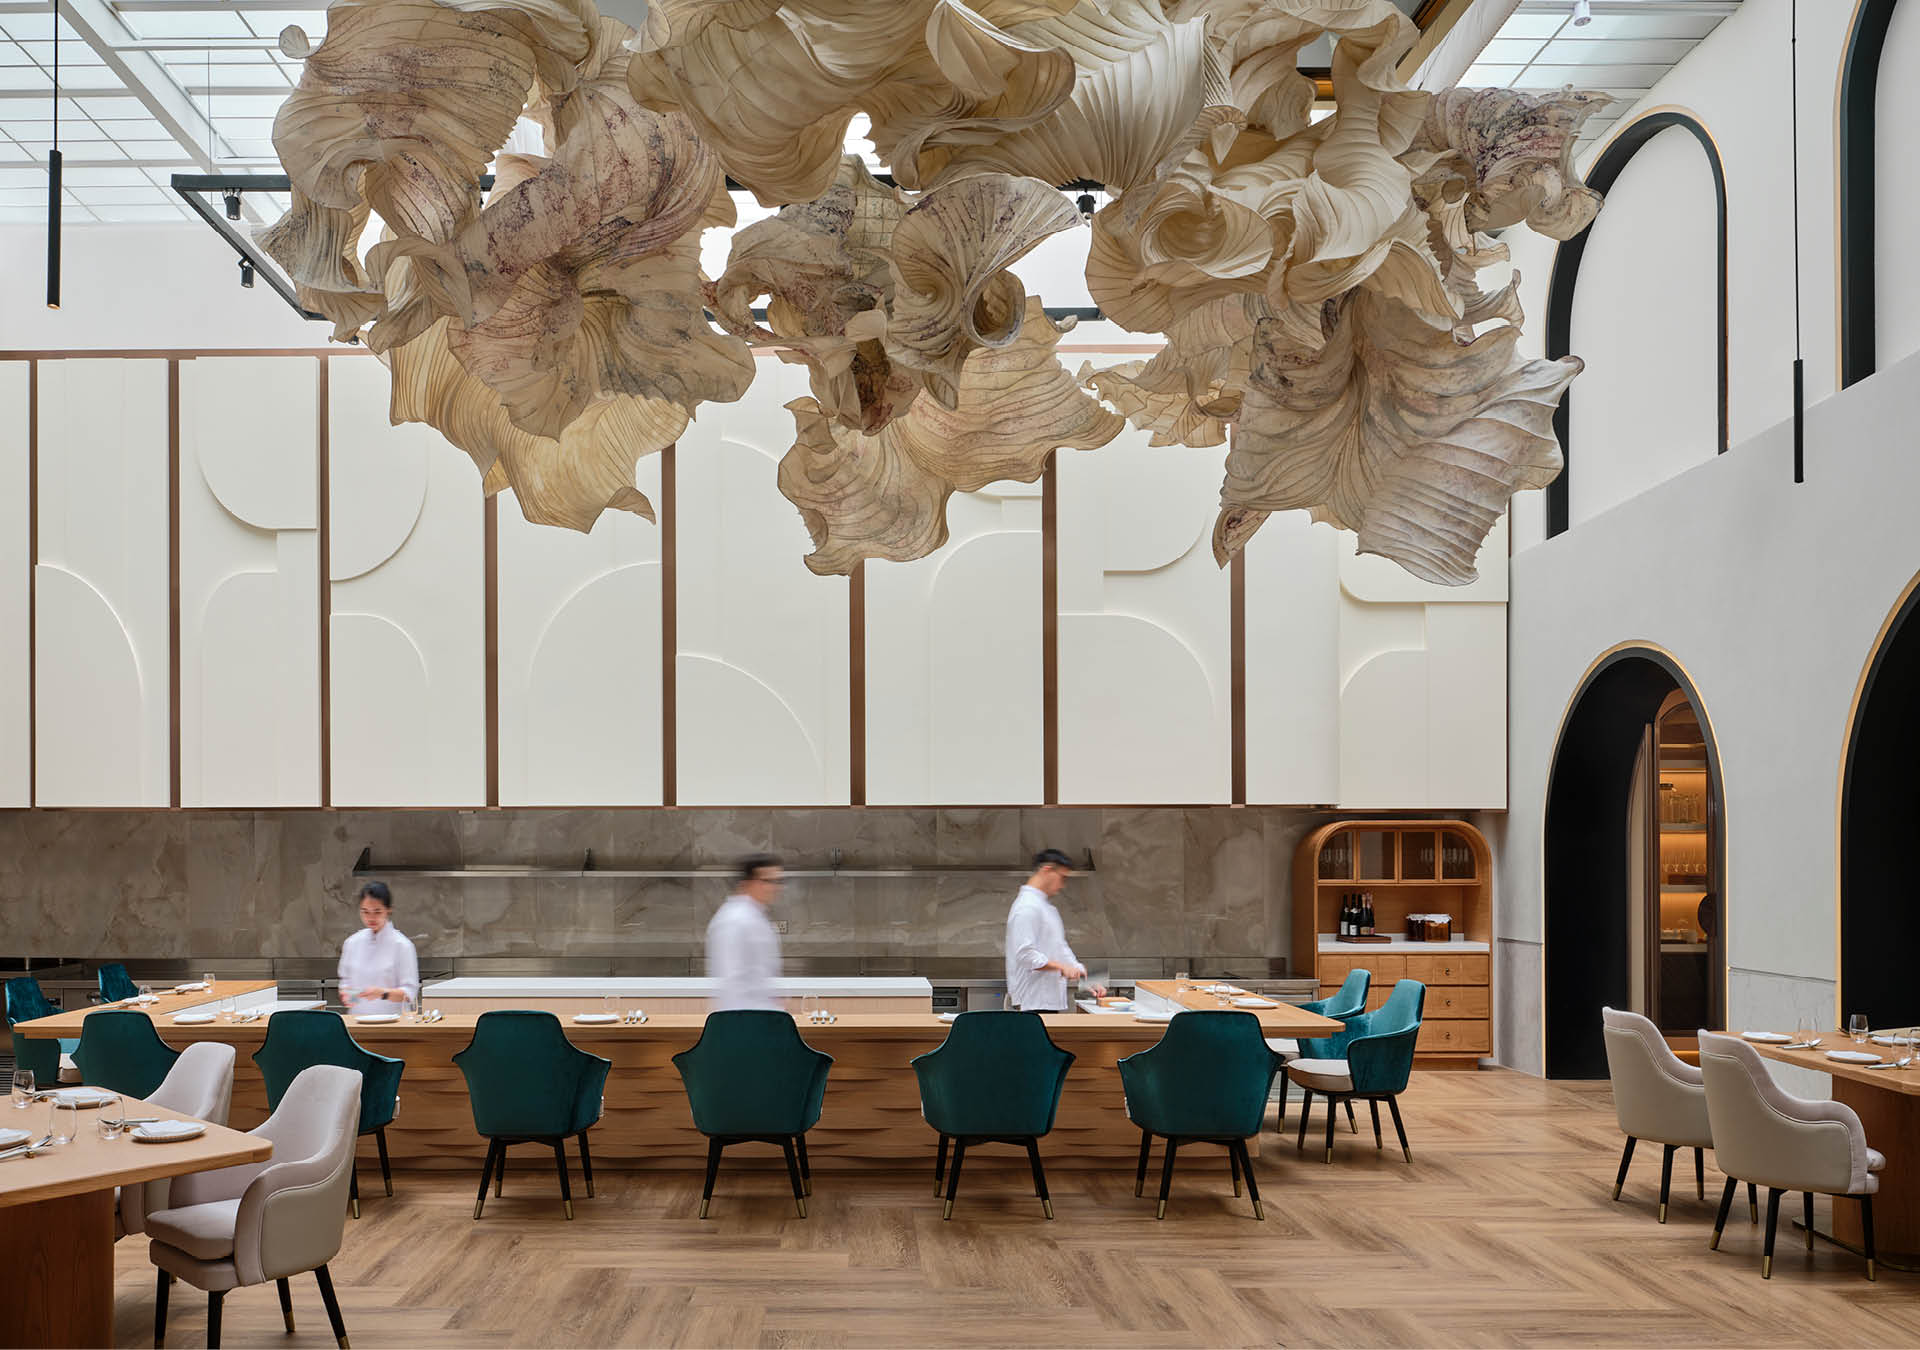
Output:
[
  {"left": 283, "top": 1314, "right": 296, "bottom": 1334},
  {"left": 385, "top": 1180, "right": 394, "bottom": 1197},
  {"left": 1325, "top": 1149, "right": 1334, "bottom": 1164},
  {"left": 1042, "top": 1200, "right": 1054, "bottom": 1220},
  {"left": 935, "top": 1182, "right": 945, "bottom": 1197},
  {"left": 1611, "top": 1184, "right": 1623, "bottom": 1201},
  {"left": 796, "top": 1198, "right": 808, "bottom": 1219},
  {"left": 1134, "top": 1182, "right": 1144, "bottom": 1197},
  {"left": 472, "top": 1202, "right": 484, "bottom": 1221},
  {"left": 586, "top": 1183, "right": 595, "bottom": 1199},
  {"left": 351, "top": 1200, "right": 360, "bottom": 1221},
  {"left": 1252, "top": 1199, "right": 1264, "bottom": 1221},
  {"left": 1710, "top": 1231, "right": 1722, "bottom": 1251},
  {"left": 1868, "top": 1259, "right": 1877, "bottom": 1282},
  {"left": 804, "top": 1179, "right": 812, "bottom": 1196},
  {"left": 942, "top": 1199, "right": 953, "bottom": 1220},
  {"left": 698, "top": 1198, "right": 710, "bottom": 1219},
  {"left": 1658, "top": 1204, "right": 1667, "bottom": 1224},
  {"left": 1401, "top": 1149, "right": 1412, "bottom": 1164},
  {"left": 1762, "top": 1256, "right": 1773, "bottom": 1279},
  {"left": 338, "top": 1338, "right": 351, "bottom": 1349},
  {"left": 564, "top": 1201, "right": 574, "bottom": 1221},
  {"left": 1750, "top": 1202, "right": 1759, "bottom": 1223},
  {"left": 1154, "top": 1200, "right": 1167, "bottom": 1220},
  {"left": 1233, "top": 1179, "right": 1242, "bottom": 1197}
]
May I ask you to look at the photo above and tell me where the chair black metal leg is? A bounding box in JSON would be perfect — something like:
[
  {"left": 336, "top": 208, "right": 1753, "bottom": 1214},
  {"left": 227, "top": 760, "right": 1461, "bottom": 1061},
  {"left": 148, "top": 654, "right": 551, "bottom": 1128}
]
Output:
[
  {"left": 1658, "top": 1143, "right": 1677, "bottom": 1222},
  {"left": 1694, "top": 1146, "right": 1705, "bottom": 1202},
  {"left": 1861, "top": 1194, "right": 1877, "bottom": 1281},
  {"left": 1748, "top": 1181, "right": 1758, "bottom": 1223},
  {"left": 700, "top": 1137, "right": 722, "bottom": 1219},
  {"left": 1369, "top": 1100, "right": 1383, "bottom": 1150},
  {"left": 1277, "top": 1075, "right": 1287, "bottom": 1128},
  {"left": 578, "top": 1130, "right": 594, "bottom": 1199},
  {"left": 206, "top": 1291, "right": 224, "bottom": 1350},
  {"left": 1155, "top": 1138, "right": 1179, "bottom": 1220},
  {"left": 1613, "top": 1136, "right": 1636, "bottom": 1200},
  {"left": 495, "top": 1141, "right": 505, "bottom": 1197},
  {"left": 277, "top": 1276, "right": 295, "bottom": 1333},
  {"left": 1134, "top": 1128, "right": 1151, "bottom": 1198},
  {"left": 1710, "top": 1176, "right": 1737, "bottom": 1250},
  {"left": 1323, "top": 1094, "right": 1337, "bottom": 1163},
  {"left": 154, "top": 1269, "right": 170, "bottom": 1349},
  {"left": 1386, "top": 1094, "right": 1411, "bottom": 1163},
  {"left": 349, "top": 1165, "right": 359, "bottom": 1221},
  {"left": 315, "top": 1263, "right": 350, "bottom": 1348},
  {"left": 1025, "top": 1138, "right": 1053, "bottom": 1220},
  {"left": 944, "top": 1138, "right": 967, "bottom": 1220},
  {"left": 1344, "top": 1099, "right": 1357, "bottom": 1135},
  {"left": 376, "top": 1126, "right": 393, "bottom": 1198},
  {"left": 552, "top": 1139, "right": 574, "bottom": 1220},
  {"left": 796, "top": 1132, "right": 811, "bottom": 1196},
  {"left": 1805, "top": 1191, "right": 1816, "bottom": 1251},
  {"left": 1228, "top": 1139, "right": 1242, "bottom": 1196},
  {"left": 473, "top": 1139, "right": 500, "bottom": 1220},
  {"left": 1763, "top": 1187, "right": 1782, "bottom": 1278},
  {"left": 935, "top": 1133, "right": 950, "bottom": 1197},
  {"left": 1233, "top": 1138, "right": 1263, "bottom": 1221},
  {"left": 1296, "top": 1089, "right": 1312, "bottom": 1153},
  {"left": 781, "top": 1136, "right": 807, "bottom": 1218}
]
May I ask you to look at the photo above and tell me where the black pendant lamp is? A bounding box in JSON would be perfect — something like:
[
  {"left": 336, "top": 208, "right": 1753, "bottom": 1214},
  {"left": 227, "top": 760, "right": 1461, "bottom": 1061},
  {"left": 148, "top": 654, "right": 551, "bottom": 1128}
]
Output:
[{"left": 46, "top": 0, "right": 60, "bottom": 310}]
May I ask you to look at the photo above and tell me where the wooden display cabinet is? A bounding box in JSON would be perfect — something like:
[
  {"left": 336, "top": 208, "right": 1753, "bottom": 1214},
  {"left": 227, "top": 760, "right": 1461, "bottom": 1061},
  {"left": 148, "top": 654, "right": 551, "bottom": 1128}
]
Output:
[{"left": 1292, "top": 819, "right": 1494, "bottom": 1067}]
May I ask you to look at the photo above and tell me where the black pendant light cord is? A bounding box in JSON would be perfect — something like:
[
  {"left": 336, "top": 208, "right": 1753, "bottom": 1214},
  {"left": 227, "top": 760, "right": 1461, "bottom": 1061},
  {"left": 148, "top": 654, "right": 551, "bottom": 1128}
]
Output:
[
  {"left": 46, "top": 0, "right": 60, "bottom": 309},
  {"left": 1791, "top": 0, "right": 1805, "bottom": 483}
]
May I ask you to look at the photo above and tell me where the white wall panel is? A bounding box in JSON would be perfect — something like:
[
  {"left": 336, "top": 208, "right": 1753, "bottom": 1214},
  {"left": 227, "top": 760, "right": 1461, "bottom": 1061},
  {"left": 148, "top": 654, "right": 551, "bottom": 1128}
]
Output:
[
  {"left": 327, "top": 356, "right": 484, "bottom": 806},
  {"left": 1057, "top": 428, "right": 1229, "bottom": 804},
  {"left": 676, "top": 357, "right": 848, "bottom": 805},
  {"left": 178, "top": 358, "right": 319, "bottom": 805},
  {"left": 1876, "top": 0, "right": 1920, "bottom": 371},
  {"left": 866, "top": 481, "right": 1043, "bottom": 805},
  {"left": 0, "top": 364, "right": 27, "bottom": 806},
  {"left": 497, "top": 471, "right": 663, "bottom": 805},
  {"left": 34, "top": 359, "right": 169, "bottom": 805},
  {"left": 1243, "top": 512, "right": 1339, "bottom": 804}
]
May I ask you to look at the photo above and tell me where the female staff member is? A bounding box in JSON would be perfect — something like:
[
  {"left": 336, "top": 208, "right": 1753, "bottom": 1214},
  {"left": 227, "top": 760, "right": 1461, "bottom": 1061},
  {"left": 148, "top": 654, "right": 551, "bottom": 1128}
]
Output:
[{"left": 338, "top": 880, "right": 420, "bottom": 1015}]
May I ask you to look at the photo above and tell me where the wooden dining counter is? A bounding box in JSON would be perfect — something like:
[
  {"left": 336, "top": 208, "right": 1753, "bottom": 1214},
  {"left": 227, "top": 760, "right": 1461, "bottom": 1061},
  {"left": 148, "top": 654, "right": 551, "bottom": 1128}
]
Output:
[{"left": 20, "top": 1002, "right": 1340, "bottom": 1173}]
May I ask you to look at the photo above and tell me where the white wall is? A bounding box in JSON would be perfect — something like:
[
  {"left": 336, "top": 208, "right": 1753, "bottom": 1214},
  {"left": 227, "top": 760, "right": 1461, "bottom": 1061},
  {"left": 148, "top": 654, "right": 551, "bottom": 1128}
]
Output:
[{"left": 0, "top": 364, "right": 27, "bottom": 806}]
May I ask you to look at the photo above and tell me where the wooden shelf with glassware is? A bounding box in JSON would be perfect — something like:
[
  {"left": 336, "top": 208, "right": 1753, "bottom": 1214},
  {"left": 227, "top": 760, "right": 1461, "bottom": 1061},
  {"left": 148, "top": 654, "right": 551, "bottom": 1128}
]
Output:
[
  {"left": 1292, "top": 820, "right": 1494, "bottom": 1067},
  {"left": 1656, "top": 761, "right": 1712, "bottom": 948}
]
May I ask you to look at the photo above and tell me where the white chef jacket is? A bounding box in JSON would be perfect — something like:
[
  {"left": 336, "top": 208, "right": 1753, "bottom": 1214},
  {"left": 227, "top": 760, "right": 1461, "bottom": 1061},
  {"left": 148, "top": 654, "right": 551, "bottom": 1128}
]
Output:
[
  {"left": 338, "top": 924, "right": 420, "bottom": 1015},
  {"left": 706, "top": 893, "right": 784, "bottom": 1012},
  {"left": 1005, "top": 885, "right": 1077, "bottom": 1012}
]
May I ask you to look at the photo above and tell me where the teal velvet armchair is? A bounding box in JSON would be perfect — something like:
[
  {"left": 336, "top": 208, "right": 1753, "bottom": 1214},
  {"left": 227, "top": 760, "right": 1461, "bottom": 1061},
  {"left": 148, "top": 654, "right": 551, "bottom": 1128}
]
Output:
[
  {"left": 1117, "top": 1011, "right": 1282, "bottom": 1219},
  {"left": 453, "top": 1011, "right": 610, "bottom": 1221},
  {"left": 5, "top": 975, "right": 73, "bottom": 1089},
  {"left": 96, "top": 963, "right": 139, "bottom": 1003},
  {"left": 72, "top": 1009, "right": 181, "bottom": 1099},
  {"left": 911, "top": 1011, "right": 1074, "bottom": 1219},
  {"left": 673, "top": 1010, "right": 832, "bottom": 1219},
  {"left": 254, "top": 1010, "right": 405, "bottom": 1218},
  {"left": 1287, "top": 979, "right": 1426, "bottom": 1164},
  {"left": 1272, "top": 967, "right": 1371, "bottom": 1128}
]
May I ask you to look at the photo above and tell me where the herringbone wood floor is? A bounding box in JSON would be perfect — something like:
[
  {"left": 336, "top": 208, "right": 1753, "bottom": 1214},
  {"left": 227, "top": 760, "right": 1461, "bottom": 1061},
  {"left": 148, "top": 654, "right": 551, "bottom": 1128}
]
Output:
[{"left": 114, "top": 1070, "right": 1920, "bottom": 1348}]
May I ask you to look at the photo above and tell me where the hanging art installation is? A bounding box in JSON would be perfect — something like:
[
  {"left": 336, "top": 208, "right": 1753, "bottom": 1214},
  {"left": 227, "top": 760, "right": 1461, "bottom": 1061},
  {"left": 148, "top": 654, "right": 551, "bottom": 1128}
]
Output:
[{"left": 263, "top": 0, "right": 1606, "bottom": 586}]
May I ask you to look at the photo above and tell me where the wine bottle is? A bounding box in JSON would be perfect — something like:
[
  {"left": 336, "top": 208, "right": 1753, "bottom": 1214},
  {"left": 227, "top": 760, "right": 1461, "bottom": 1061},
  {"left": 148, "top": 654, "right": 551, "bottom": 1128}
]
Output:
[
  {"left": 1338, "top": 894, "right": 1350, "bottom": 937},
  {"left": 1362, "top": 893, "right": 1375, "bottom": 936},
  {"left": 1343, "top": 894, "right": 1355, "bottom": 938}
]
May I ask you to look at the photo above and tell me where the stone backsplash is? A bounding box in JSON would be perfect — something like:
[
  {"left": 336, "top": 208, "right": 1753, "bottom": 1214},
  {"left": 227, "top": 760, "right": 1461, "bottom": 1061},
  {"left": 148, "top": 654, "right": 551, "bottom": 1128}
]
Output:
[{"left": 0, "top": 806, "right": 1420, "bottom": 971}]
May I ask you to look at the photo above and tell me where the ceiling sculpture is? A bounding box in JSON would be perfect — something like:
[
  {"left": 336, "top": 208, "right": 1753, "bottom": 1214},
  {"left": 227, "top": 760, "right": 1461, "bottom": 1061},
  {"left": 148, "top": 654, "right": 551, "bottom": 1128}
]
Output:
[{"left": 263, "top": 0, "right": 1605, "bottom": 586}]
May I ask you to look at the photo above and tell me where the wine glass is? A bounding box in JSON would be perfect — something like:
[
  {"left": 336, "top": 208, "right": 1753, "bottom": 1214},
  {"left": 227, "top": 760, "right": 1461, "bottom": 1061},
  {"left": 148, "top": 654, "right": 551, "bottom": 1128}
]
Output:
[
  {"left": 1850, "top": 1014, "right": 1870, "bottom": 1046},
  {"left": 10, "top": 1069, "right": 33, "bottom": 1109}
]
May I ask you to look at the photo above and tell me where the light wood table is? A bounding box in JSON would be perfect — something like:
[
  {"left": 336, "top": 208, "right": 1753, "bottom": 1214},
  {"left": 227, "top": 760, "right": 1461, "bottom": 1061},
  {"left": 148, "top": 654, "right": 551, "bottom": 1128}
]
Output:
[
  {"left": 20, "top": 1004, "right": 1342, "bottom": 1175},
  {"left": 1756, "top": 1037, "right": 1920, "bottom": 1266},
  {"left": 0, "top": 1096, "right": 271, "bottom": 1349},
  {"left": 57, "top": 979, "right": 278, "bottom": 1024}
]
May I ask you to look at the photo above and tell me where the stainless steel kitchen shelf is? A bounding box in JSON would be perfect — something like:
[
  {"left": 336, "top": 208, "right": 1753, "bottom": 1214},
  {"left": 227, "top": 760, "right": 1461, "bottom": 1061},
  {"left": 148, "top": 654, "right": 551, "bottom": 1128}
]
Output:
[{"left": 350, "top": 847, "right": 1092, "bottom": 879}]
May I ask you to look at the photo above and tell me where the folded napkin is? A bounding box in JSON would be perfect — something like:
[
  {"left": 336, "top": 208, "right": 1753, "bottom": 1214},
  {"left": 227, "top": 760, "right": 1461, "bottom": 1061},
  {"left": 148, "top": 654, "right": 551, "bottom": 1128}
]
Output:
[{"left": 133, "top": 1119, "right": 205, "bottom": 1142}]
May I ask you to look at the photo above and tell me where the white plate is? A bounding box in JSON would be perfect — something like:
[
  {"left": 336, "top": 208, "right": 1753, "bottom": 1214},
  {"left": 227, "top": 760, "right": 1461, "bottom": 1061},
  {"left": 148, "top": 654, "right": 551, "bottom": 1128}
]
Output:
[
  {"left": 133, "top": 1120, "right": 205, "bottom": 1143},
  {"left": 937, "top": 1012, "right": 960, "bottom": 1023},
  {"left": 1826, "top": 1050, "right": 1883, "bottom": 1064},
  {"left": 353, "top": 1014, "right": 399, "bottom": 1025},
  {"left": 172, "top": 1012, "right": 216, "bottom": 1025},
  {"left": 1233, "top": 997, "right": 1278, "bottom": 1008},
  {"left": 0, "top": 1128, "right": 29, "bottom": 1149},
  {"left": 122, "top": 995, "right": 159, "bottom": 1005},
  {"left": 51, "top": 1087, "right": 117, "bottom": 1108},
  {"left": 1871, "top": 1034, "right": 1918, "bottom": 1047},
  {"left": 1741, "top": 1030, "right": 1792, "bottom": 1044},
  {"left": 1133, "top": 1012, "right": 1175, "bottom": 1023},
  {"left": 173, "top": 982, "right": 210, "bottom": 993},
  {"left": 572, "top": 1013, "right": 620, "bottom": 1024}
]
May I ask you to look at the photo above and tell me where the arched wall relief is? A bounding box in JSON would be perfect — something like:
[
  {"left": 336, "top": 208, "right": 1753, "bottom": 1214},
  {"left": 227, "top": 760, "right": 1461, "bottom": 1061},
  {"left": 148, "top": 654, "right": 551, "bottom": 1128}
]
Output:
[
  {"left": 1545, "top": 111, "right": 1728, "bottom": 538},
  {"left": 1838, "top": 0, "right": 1900, "bottom": 389}
]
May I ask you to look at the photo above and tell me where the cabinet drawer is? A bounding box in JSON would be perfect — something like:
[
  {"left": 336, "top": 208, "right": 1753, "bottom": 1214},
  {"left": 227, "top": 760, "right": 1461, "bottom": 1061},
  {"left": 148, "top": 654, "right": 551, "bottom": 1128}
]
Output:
[
  {"left": 1405, "top": 952, "right": 1488, "bottom": 985},
  {"left": 1319, "top": 953, "right": 1404, "bottom": 982},
  {"left": 1416, "top": 1019, "right": 1489, "bottom": 1054},
  {"left": 1423, "top": 985, "right": 1490, "bottom": 1019}
]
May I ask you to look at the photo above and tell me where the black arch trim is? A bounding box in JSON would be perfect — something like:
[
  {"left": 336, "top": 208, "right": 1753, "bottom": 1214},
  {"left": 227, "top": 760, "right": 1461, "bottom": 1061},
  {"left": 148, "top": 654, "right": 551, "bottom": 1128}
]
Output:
[
  {"left": 1544, "top": 113, "right": 1728, "bottom": 538},
  {"left": 1839, "top": 0, "right": 1900, "bottom": 389}
]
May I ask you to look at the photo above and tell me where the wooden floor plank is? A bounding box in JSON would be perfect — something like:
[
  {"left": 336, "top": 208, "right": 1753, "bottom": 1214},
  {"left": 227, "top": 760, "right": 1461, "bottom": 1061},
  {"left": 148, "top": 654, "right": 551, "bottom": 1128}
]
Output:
[{"left": 111, "top": 1069, "right": 1920, "bottom": 1348}]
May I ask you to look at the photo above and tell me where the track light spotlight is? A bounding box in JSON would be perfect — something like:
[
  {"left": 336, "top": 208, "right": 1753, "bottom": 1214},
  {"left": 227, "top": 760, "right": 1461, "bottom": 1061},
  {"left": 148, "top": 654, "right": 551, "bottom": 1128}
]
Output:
[
  {"left": 223, "top": 188, "right": 243, "bottom": 221},
  {"left": 1077, "top": 192, "right": 1096, "bottom": 223},
  {"left": 238, "top": 257, "right": 255, "bottom": 289},
  {"left": 1572, "top": 0, "right": 1592, "bottom": 26}
]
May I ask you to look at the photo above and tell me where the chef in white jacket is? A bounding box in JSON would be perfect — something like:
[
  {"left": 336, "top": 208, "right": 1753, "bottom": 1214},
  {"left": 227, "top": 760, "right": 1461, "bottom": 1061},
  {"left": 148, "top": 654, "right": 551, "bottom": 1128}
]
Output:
[
  {"left": 1005, "top": 849, "right": 1103, "bottom": 1012},
  {"left": 338, "top": 881, "right": 420, "bottom": 1015},
  {"left": 706, "top": 854, "right": 786, "bottom": 1012}
]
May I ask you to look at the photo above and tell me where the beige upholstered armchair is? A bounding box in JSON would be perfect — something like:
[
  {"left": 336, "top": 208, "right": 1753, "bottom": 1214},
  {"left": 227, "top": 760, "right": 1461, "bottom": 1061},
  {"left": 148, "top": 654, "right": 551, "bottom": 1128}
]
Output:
[
  {"left": 117, "top": 1042, "right": 236, "bottom": 1239},
  {"left": 146, "top": 1063, "right": 362, "bottom": 1348},
  {"left": 1601, "top": 1007, "right": 1752, "bottom": 1223},
  {"left": 1698, "top": 1030, "right": 1884, "bottom": 1280}
]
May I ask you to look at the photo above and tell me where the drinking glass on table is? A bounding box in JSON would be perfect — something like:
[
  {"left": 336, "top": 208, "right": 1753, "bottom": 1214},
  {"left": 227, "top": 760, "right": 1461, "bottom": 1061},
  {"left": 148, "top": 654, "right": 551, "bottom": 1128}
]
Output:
[
  {"left": 10, "top": 1069, "right": 32, "bottom": 1109},
  {"left": 1850, "top": 1014, "right": 1870, "bottom": 1046},
  {"left": 137, "top": 984, "right": 154, "bottom": 1004},
  {"left": 50, "top": 1100, "right": 77, "bottom": 1147},
  {"left": 96, "top": 1095, "right": 123, "bottom": 1141},
  {"left": 1897, "top": 1032, "right": 1915, "bottom": 1070},
  {"left": 201, "top": 972, "right": 216, "bottom": 991},
  {"left": 220, "top": 994, "right": 237, "bottom": 1021},
  {"left": 1175, "top": 970, "right": 1191, "bottom": 997}
]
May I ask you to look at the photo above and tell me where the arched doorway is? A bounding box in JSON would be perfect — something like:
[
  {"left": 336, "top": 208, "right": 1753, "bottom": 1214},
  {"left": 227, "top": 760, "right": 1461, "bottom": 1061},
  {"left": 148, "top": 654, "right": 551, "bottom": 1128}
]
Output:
[
  {"left": 1545, "top": 647, "right": 1726, "bottom": 1078},
  {"left": 1840, "top": 577, "right": 1920, "bottom": 1027}
]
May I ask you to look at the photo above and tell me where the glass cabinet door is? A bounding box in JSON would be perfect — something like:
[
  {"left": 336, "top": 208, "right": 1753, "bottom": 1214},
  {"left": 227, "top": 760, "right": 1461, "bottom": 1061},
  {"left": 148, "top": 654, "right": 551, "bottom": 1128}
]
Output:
[
  {"left": 1318, "top": 830, "right": 1354, "bottom": 880},
  {"left": 1402, "top": 830, "right": 1437, "bottom": 880},
  {"left": 1356, "top": 829, "right": 1395, "bottom": 880},
  {"left": 1440, "top": 829, "right": 1475, "bottom": 880}
]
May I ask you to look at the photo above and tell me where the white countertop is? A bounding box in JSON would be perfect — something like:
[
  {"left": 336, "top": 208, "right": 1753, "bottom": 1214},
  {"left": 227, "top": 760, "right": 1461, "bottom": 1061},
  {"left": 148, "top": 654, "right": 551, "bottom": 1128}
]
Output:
[
  {"left": 423, "top": 976, "right": 933, "bottom": 999},
  {"left": 1317, "top": 935, "right": 1490, "bottom": 955}
]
